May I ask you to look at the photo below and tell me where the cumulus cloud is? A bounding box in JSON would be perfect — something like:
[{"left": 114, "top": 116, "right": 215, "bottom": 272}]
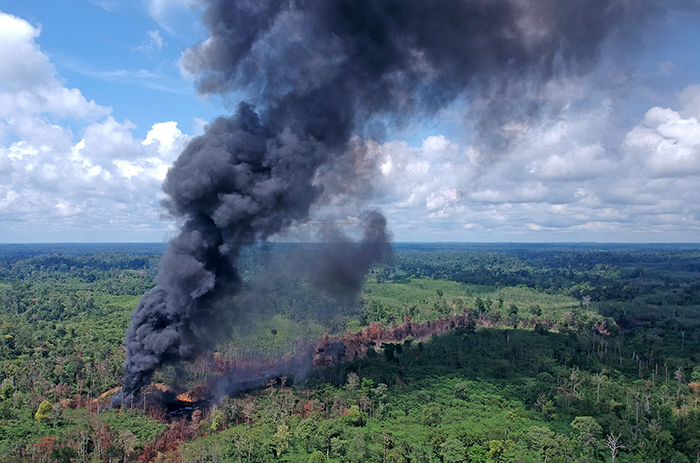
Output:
[
  {"left": 679, "top": 84, "right": 700, "bottom": 118},
  {"left": 0, "top": 11, "right": 191, "bottom": 241},
  {"left": 0, "top": 13, "right": 107, "bottom": 120},
  {"left": 624, "top": 106, "right": 700, "bottom": 177},
  {"left": 2, "top": 9, "right": 699, "bottom": 243},
  {"left": 309, "top": 84, "right": 700, "bottom": 242}
]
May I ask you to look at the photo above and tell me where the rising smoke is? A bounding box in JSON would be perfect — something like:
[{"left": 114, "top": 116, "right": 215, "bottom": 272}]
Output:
[{"left": 121, "top": 0, "right": 660, "bottom": 395}]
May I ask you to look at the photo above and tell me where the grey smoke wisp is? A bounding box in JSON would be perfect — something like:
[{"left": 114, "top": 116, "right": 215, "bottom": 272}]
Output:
[{"left": 122, "top": 0, "right": 660, "bottom": 395}]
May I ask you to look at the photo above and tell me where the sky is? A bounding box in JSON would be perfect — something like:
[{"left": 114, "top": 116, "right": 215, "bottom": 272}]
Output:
[{"left": 0, "top": 1, "right": 699, "bottom": 243}]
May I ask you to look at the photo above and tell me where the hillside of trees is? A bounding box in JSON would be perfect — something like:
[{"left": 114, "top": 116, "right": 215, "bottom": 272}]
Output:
[{"left": 1, "top": 242, "right": 700, "bottom": 462}]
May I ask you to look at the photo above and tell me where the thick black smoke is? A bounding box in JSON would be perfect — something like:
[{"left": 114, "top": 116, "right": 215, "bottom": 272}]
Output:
[
  {"left": 306, "top": 211, "right": 392, "bottom": 300},
  {"left": 122, "top": 0, "right": 660, "bottom": 394},
  {"left": 183, "top": 0, "right": 659, "bottom": 148},
  {"left": 122, "top": 105, "right": 355, "bottom": 394},
  {"left": 230, "top": 211, "right": 393, "bottom": 332}
]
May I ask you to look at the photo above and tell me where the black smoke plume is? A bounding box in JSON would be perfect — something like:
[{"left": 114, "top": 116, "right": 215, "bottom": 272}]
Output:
[{"left": 122, "top": 0, "right": 660, "bottom": 395}]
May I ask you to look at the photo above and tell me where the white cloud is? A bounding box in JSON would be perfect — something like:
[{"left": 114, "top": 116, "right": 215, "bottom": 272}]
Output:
[
  {"left": 148, "top": 0, "right": 199, "bottom": 33},
  {"left": 143, "top": 121, "right": 184, "bottom": 156},
  {"left": 679, "top": 84, "right": 700, "bottom": 118},
  {"left": 60, "top": 61, "right": 191, "bottom": 95},
  {"left": 0, "top": 13, "right": 107, "bottom": 120},
  {"left": 527, "top": 144, "right": 613, "bottom": 181},
  {"left": 370, "top": 135, "right": 472, "bottom": 213},
  {"left": 2, "top": 9, "right": 700, "bottom": 243},
  {"left": 84, "top": 0, "right": 119, "bottom": 12},
  {"left": 134, "top": 30, "right": 164, "bottom": 54},
  {"left": 309, "top": 84, "right": 700, "bottom": 242},
  {"left": 192, "top": 117, "right": 208, "bottom": 135},
  {"left": 623, "top": 105, "right": 700, "bottom": 178},
  {"left": 0, "top": 13, "right": 48, "bottom": 89},
  {"left": 0, "top": 11, "right": 192, "bottom": 242}
]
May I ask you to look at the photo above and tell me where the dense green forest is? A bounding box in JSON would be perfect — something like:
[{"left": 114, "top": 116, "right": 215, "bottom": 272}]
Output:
[{"left": 1, "top": 242, "right": 700, "bottom": 463}]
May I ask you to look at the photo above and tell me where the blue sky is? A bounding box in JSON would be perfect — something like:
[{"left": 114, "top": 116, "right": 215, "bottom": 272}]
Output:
[
  {"left": 0, "top": 0, "right": 699, "bottom": 243},
  {"left": 0, "top": 0, "right": 217, "bottom": 136}
]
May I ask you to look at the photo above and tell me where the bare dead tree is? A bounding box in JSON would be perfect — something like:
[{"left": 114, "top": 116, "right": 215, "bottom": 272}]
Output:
[{"left": 605, "top": 432, "right": 624, "bottom": 463}]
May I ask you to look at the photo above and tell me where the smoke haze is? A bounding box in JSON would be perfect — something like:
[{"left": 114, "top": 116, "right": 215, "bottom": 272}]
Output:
[{"left": 122, "top": 0, "right": 661, "bottom": 394}]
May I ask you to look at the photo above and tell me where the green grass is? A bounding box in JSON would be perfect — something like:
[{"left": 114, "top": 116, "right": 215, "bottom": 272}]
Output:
[
  {"left": 367, "top": 279, "right": 471, "bottom": 302},
  {"left": 91, "top": 293, "right": 141, "bottom": 310},
  {"left": 218, "top": 314, "right": 328, "bottom": 359},
  {"left": 481, "top": 285, "right": 582, "bottom": 319},
  {"left": 362, "top": 279, "right": 589, "bottom": 325}
]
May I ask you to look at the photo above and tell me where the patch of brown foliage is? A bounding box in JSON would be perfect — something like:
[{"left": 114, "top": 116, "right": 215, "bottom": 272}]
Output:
[
  {"left": 313, "top": 312, "right": 475, "bottom": 368},
  {"left": 139, "top": 419, "right": 196, "bottom": 463},
  {"left": 593, "top": 320, "right": 612, "bottom": 336}
]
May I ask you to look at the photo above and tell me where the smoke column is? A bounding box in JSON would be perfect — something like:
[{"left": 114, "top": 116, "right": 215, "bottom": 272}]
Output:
[{"left": 122, "top": 0, "right": 659, "bottom": 394}]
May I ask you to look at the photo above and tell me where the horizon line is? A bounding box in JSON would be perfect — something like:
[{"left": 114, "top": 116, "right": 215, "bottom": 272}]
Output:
[{"left": 0, "top": 241, "right": 699, "bottom": 246}]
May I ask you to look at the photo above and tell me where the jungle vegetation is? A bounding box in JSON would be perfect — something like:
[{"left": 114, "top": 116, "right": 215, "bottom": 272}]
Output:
[{"left": 1, "top": 242, "right": 700, "bottom": 463}]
